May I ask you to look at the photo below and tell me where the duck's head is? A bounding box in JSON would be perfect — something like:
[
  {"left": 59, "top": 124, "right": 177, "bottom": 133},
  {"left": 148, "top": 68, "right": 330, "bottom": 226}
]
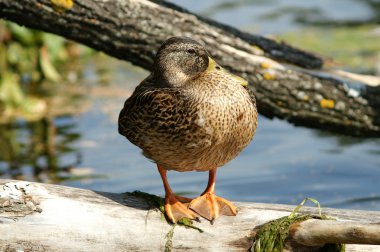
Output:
[{"left": 153, "top": 37, "right": 210, "bottom": 88}]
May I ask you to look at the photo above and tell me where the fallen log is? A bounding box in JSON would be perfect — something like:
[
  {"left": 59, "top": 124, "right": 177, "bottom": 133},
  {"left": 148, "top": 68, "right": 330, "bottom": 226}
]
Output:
[
  {"left": 0, "top": 0, "right": 379, "bottom": 136},
  {"left": 1, "top": 179, "right": 379, "bottom": 251},
  {"left": 291, "top": 219, "right": 380, "bottom": 246}
]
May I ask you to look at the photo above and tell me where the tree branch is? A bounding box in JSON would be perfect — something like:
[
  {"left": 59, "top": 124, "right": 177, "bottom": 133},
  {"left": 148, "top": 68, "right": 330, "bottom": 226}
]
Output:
[{"left": 0, "top": 0, "right": 379, "bottom": 136}]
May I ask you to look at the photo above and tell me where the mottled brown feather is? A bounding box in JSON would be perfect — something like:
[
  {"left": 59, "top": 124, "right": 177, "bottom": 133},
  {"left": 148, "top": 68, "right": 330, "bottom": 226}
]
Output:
[{"left": 118, "top": 37, "right": 258, "bottom": 172}]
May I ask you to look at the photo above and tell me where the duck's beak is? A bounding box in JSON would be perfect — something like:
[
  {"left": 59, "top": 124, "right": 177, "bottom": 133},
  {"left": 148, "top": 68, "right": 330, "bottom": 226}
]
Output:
[
  {"left": 207, "top": 57, "right": 248, "bottom": 87},
  {"left": 207, "top": 57, "right": 217, "bottom": 71}
]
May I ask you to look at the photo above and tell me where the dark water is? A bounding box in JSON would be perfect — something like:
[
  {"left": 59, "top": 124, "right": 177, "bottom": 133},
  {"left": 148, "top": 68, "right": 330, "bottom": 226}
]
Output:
[{"left": 1, "top": 0, "right": 379, "bottom": 211}]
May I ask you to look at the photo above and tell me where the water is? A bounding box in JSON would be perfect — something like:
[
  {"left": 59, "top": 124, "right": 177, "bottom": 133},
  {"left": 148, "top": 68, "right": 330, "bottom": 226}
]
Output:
[
  {"left": 173, "top": 0, "right": 377, "bottom": 34},
  {"left": 0, "top": 0, "right": 379, "bottom": 211},
  {"left": 75, "top": 59, "right": 380, "bottom": 211}
]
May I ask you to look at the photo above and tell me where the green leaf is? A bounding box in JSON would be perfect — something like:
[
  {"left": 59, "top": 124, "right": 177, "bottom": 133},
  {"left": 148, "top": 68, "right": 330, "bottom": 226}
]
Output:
[
  {"left": 7, "top": 22, "right": 36, "bottom": 46},
  {"left": 0, "top": 72, "right": 24, "bottom": 108},
  {"left": 39, "top": 47, "right": 61, "bottom": 82}
]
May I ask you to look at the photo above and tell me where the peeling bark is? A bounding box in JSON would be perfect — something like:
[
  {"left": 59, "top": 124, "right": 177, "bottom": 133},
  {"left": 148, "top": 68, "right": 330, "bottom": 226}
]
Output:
[
  {"left": 0, "top": 181, "right": 42, "bottom": 217},
  {"left": 0, "top": 0, "right": 379, "bottom": 136}
]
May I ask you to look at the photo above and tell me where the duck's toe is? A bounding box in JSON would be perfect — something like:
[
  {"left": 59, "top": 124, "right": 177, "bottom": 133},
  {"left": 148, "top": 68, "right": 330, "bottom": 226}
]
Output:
[
  {"left": 164, "top": 194, "right": 199, "bottom": 223},
  {"left": 189, "top": 193, "right": 238, "bottom": 222}
]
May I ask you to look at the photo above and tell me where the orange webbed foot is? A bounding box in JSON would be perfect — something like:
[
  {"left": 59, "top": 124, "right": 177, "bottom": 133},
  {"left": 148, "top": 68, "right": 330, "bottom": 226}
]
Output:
[
  {"left": 188, "top": 192, "right": 238, "bottom": 222},
  {"left": 164, "top": 194, "right": 199, "bottom": 223}
]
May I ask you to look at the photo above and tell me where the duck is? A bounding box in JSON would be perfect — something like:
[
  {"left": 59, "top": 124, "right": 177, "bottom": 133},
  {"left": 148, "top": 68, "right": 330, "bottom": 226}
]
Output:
[{"left": 118, "top": 36, "right": 258, "bottom": 223}]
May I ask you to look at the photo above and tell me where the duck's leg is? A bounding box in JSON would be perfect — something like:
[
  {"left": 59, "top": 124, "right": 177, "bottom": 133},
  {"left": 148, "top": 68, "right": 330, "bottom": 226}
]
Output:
[
  {"left": 189, "top": 167, "right": 238, "bottom": 222},
  {"left": 157, "top": 165, "right": 198, "bottom": 223}
]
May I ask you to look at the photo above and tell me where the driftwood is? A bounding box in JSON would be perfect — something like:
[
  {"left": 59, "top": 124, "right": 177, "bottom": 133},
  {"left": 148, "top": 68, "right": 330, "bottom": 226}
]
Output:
[
  {"left": 1, "top": 179, "right": 380, "bottom": 251},
  {"left": 291, "top": 219, "right": 380, "bottom": 246},
  {"left": 0, "top": 0, "right": 380, "bottom": 137}
]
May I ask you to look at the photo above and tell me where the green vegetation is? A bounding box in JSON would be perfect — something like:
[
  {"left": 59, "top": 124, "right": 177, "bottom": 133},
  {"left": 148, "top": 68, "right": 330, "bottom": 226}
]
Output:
[
  {"left": 0, "top": 20, "right": 91, "bottom": 122},
  {"left": 0, "top": 21, "right": 96, "bottom": 183},
  {"left": 278, "top": 25, "right": 380, "bottom": 73},
  {"left": 251, "top": 198, "right": 345, "bottom": 252}
]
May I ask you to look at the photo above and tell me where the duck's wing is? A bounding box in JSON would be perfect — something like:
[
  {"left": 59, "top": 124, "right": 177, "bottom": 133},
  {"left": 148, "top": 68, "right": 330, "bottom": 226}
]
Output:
[{"left": 118, "top": 80, "right": 194, "bottom": 151}]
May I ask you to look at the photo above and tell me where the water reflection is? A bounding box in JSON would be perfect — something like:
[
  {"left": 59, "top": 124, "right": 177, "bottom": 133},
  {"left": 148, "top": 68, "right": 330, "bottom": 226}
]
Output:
[
  {"left": 313, "top": 130, "right": 380, "bottom": 155},
  {"left": 0, "top": 116, "right": 99, "bottom": 183}
]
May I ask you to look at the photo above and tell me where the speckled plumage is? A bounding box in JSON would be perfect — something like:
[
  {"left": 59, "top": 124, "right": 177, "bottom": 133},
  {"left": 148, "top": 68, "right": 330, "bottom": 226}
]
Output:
[{"left": 118, "top": 37, "right": 258, "bottom": 172}]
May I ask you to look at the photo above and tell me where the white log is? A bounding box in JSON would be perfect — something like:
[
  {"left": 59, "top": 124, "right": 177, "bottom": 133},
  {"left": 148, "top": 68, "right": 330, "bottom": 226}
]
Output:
[
  {"left": 0, "top": 179, "right": 380, "bottom": 252},
  {"left": 290, "top": 219, "right": 380, "bottom": 246}
]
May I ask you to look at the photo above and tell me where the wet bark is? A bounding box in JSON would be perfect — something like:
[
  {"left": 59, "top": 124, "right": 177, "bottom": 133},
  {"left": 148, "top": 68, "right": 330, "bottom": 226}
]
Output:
[{"left": 0, "top": 0, "right": 379, "bottom": 136}]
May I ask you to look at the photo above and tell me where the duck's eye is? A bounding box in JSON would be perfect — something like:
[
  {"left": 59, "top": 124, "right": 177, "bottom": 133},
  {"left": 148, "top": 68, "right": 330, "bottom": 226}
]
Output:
[
  {"left": 216, "top": 66, "right": 221, "bottom": 70},
  {"left": 187, "top": 48, "right": 196, "bottom": 54}
]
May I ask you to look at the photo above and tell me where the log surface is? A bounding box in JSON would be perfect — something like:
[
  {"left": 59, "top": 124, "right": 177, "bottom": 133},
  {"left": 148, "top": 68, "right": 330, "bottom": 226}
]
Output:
[
  {"left": 1, "top": 179, "right": 380, "bottom": 252},
  {"left": 291, "top": 219, "right": 380, "bottom": 246},
  {"left": 0, "top": 0, "right": 379, "bottom": 136}
]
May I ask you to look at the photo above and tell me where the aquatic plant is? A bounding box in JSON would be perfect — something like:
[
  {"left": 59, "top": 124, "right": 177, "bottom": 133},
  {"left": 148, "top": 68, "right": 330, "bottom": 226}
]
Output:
[{"left": 0, "top": 20, "right": 90, "bottom": 122}]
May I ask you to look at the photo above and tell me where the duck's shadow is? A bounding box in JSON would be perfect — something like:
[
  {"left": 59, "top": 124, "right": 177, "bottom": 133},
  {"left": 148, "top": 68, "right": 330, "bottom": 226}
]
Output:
[
  {"left": 95, "top": 190, "right": 205, "bottom": 231},
  {"left": 95, "top": 190, "right": 163, "bottom": 211}
]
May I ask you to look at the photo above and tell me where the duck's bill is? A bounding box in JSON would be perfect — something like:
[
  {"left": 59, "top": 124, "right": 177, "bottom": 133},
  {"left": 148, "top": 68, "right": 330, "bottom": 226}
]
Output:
[{"left": 207, "top": 57, "right": 248, "bottom": 87}]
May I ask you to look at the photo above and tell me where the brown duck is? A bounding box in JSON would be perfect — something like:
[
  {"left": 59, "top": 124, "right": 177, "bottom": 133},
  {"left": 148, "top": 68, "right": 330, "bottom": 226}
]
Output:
[{"left": 119, "top": 37, "right": 258, "bottom": 223}]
